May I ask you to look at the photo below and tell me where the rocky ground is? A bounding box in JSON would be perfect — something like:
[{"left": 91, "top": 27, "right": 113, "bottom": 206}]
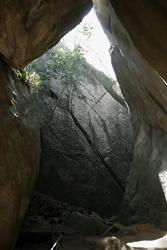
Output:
[
  {"left": 15, "top": 192, "right": 112, "bottom": 249},
  {"left": 15, "top": 192, "right": 167, "bottom": 250}
]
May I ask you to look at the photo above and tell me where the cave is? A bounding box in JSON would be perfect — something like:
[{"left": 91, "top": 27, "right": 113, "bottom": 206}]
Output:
[{"left": 0, "top": 0, "right": 167, "bottom": 250}]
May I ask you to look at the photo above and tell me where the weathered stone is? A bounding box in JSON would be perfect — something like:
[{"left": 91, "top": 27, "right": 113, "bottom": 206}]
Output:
[
  {"left": 35, "top": 54, "right": 133, "bottom": 216},
  {"left": 0, "top": 2, "right": 92, "bottom": 248},
  {"left": 0, "top": 61, "right": 40, "bottom": 249},
  {"left": 0, "top": 0, "right": 92, "bottom": 69},
  {"left": 109, "top": 0, "right": 167, "bottom": 82},
  {"left": 93, "top": 0, "right": 167, "bottom": 227}
]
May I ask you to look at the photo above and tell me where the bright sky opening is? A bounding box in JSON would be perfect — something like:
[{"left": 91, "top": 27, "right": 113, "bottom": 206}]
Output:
[{"left": 61, "top": 8, "right": 116, "bottom": 80}]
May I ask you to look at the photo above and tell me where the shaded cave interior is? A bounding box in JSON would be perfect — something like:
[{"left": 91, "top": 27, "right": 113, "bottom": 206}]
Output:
[
  {"left": 0, "top": 0, "right": 167, "bottom": 249},
  {"left": 15, "top": 7, "right": 135, "bottom": 249}
]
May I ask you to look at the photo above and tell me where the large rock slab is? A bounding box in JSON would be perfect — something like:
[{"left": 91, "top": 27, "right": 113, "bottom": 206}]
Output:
[
  {"left": 34, "top": 53, "right": 133, "bottom": 216},
  {"left": 0, "top": 61, "right": 40, "bottom": 249}
]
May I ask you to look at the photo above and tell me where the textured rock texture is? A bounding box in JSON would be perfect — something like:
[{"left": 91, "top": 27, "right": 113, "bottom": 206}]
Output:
[
  {"left": 34, "top": 54, "right": 133, "bottom": 216},
  {"left": 93, "top": 0, "right": 167, "bottom": 228},
  {"left": 109, "top": 0, "right": 167, "bottom": 82},
  {"left": 0, "top": 60, "right": 40, "bottom": 249},
  {"left": 0, "top": 0, "right": 92, "bottom": 69}
]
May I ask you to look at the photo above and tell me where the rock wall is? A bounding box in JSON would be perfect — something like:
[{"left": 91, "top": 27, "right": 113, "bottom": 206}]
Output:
[
  {"left": 35, "top": 57, "right": 133, "bottom": 216},
  {"left": 0, "top": 2, "right": 92, "bottom": 249},
  {"left": 108, "top": 0, "right": 167, "bottom": 82},
  {"left": 0, "top": 0, "right": 92, "bottom": 69},
  {"left": 93, "top": 0, "right": 167, "bottom": 228},
  {"left": 0, "top": 61, "right": 40, "bottom": 249}
]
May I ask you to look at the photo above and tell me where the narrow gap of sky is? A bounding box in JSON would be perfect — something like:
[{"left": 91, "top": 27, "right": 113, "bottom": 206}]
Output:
[{"left": 61, "top": 8, "right": 116, "bottom": 80}]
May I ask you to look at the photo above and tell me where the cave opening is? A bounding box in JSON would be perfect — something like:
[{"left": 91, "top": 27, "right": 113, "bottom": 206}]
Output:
[
  {"left": 14, "top": 7, "right": 134, "bottom": 250},
  {"left": 1, "top": 0, "right": 166, "bottom": 249}
]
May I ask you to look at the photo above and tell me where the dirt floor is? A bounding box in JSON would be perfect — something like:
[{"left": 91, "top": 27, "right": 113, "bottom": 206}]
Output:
[
  {"left": 15, "top": 235, "right": 95, "bottom": 250},
  {"left": 14, "top": 193, "right": 167, "bottom": 250},
  {"left": 15, "top": 224, "right": 167, "bottom": 250}
]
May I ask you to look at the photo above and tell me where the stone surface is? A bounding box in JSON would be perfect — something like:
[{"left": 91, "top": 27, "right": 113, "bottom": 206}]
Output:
[
  {"left": 15, "top": 214, "right": 167, "bottom": 250},
  {"left": 109, "top": 0, "right": 167, "bottom": 82},
  {"left": 0, "top": 0, "right": 92, "bottom": 69},
  {"left": 0, "top": 60, "right": 40, "bottom": 249},
  {"left": 21, "top": 192, "right": 107, "bottom": 236},
  {"left": 93, "top": 0, "right": 167, "bottom": 227},
  {"left": 33, "top": 52, "right": 133, "bottom": 216}
]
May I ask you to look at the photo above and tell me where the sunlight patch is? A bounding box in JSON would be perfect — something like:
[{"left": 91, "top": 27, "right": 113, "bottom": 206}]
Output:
[
  {"left": 127, "top": 234, "right": 167, "bottom": 248},
  {"left": 159, "top": 170, "right": 167, "bottom": 202},
  {"left": 61, "top": 8, "right": 116, "bottom": 80}
]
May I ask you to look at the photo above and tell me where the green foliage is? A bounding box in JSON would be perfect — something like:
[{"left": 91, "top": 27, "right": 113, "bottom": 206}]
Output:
[
  {"left": 22, "top": 44, "right": 86, "bottom": 126},
  {"left": 25, "top": 22, "right": 93, "bottom": 87},
  {"left": 26, "top": 43, "right": 85, "bottom": 88},
  {"left": 16, "top": 70, "right": 28, "bottom": 82},
  {"left": 22, "top": 23, "right": 94, "bottom": 125},
  {"left": 51, "top": 45, "right": 85, "bottom": 85},
  {"left": 16, "top": 69, "right": 41, "bottom": 88}
]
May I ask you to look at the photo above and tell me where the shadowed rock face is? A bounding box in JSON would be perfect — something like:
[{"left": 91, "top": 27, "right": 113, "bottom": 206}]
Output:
[
  {"left": 93, "top": 0, "right": 167, "bottom": 228},
  {"left": 0, "top": 61, "right": 40, "bottom": 249},
  {"left": 33, "top": 54, "right": 133, "bottom": 216},
  {"left": 0, "top": 0, "right": 92, "bottom": 68}
]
